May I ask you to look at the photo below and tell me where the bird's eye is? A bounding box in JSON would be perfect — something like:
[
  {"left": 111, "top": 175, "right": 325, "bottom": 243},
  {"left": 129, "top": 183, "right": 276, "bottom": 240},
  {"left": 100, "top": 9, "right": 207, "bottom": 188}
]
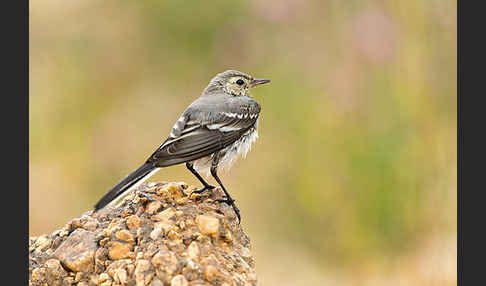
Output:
[{"left": 236, "top": 79, "right": 245, "bottom": 86}]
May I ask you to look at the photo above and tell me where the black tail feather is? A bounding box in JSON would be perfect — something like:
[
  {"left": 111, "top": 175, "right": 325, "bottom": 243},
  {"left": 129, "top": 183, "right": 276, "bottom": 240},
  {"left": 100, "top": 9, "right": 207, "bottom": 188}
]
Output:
[{"left": 94, "top": 162, "right": 156, "bottom": 211}]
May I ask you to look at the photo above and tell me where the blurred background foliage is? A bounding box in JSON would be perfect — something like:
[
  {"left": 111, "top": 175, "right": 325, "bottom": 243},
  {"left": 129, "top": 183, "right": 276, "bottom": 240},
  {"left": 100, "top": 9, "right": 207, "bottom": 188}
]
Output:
[{"left": 30, "top": 0, "right": 456, "bottom": 285}]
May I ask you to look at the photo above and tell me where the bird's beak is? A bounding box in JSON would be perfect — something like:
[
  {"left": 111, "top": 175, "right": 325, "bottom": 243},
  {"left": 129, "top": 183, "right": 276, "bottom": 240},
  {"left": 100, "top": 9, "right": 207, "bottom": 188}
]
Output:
[{"left": 250, "top": 78, "right": 271, "bottom": 87}]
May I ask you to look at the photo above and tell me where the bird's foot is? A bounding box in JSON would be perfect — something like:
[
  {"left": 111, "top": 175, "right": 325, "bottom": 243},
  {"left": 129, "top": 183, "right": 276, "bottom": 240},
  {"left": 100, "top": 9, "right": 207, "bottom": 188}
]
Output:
[
  {"left": 215, "top": 197, "right": 241, "bottom": 224},
  {"left": 190, "top": 185, "right": 216, "bottom": 196}
]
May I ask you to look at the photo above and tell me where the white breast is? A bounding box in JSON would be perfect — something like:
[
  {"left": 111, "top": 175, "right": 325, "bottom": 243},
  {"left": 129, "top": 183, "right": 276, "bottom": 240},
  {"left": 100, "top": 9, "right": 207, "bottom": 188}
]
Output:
[
  {"left": 192, "top": 125, "right": 259, "bottom": 177},
  {"left": 218, "top": 127, "right": 259, "bottom": 171}
]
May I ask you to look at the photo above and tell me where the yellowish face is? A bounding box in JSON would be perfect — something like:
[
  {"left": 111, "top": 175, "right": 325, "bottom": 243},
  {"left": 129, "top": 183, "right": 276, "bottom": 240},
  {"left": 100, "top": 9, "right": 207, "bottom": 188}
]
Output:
[{"left": 224, "top": 76, "right": 251, "bottom": 96}]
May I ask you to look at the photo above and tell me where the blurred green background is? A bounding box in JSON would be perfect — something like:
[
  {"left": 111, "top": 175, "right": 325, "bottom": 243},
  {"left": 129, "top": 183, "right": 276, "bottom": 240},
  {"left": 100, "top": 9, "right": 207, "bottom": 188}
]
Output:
[{"left": 30, "top": 0, "right": 456, "bottom": 285}]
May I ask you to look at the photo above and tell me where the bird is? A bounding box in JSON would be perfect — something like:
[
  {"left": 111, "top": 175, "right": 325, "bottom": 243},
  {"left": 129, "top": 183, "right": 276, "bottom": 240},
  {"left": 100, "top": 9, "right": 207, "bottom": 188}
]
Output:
[{"left": 93, "top": 70, "right": 270, "bottom": 223}]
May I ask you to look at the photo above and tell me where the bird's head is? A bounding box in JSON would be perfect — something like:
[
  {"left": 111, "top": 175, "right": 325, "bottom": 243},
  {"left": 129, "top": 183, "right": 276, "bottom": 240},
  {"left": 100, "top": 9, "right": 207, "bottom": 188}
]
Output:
[{"left": 203, "top": 70, "right": 270, "bottom": 97}]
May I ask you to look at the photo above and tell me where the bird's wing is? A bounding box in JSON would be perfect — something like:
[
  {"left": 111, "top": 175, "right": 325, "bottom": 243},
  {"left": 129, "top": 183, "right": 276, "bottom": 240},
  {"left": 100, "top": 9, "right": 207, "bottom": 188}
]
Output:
[{"left": 148, "top": 107, "right": 259, "bottom": 167}]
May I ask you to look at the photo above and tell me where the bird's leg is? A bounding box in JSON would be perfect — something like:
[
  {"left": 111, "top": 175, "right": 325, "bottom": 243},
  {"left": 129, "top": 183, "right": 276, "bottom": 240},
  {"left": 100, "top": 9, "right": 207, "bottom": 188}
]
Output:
[
  {"left": 186, "top": 162, "right": 215, "bottom": 195},
  {"left": 210, "top": 166, "right": 241, "bottom": 223}
]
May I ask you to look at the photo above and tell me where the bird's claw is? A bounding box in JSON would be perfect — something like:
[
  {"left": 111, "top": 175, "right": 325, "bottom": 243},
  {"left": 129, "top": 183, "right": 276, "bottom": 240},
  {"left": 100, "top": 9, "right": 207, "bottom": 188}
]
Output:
[
  {"left": 215, "top": 198, "right": 241, "bottom": 224},
  {"left": 190, "top": 185, "right": 216, "bottom": 196}
]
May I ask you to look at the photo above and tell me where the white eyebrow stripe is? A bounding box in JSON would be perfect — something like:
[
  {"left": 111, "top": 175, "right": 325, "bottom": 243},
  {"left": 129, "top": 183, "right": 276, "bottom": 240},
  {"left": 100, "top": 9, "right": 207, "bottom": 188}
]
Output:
[{"left": 177, "top": 116, "right": 185, "bottom": 123}]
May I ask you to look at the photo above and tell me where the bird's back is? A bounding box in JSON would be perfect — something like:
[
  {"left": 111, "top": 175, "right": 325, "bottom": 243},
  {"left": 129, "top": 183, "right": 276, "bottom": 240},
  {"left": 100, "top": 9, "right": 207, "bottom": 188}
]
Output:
[{"left": 147, "top": 94, "right": 260, "bottom": 168}]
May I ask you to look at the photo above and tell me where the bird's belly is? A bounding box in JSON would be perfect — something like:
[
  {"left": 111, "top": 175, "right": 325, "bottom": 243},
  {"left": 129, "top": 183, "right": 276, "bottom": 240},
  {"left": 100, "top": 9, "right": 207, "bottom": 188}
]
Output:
[{"left": 192, "top": 127, "right": 258, "bottom": 177}]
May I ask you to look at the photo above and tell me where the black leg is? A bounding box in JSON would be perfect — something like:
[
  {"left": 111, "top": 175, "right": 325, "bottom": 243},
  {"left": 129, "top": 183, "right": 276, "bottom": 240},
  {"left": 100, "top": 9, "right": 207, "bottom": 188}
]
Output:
[
  {"left": 186, "top": 162, "right": 215, "bottom": 194},
  {"left": 210, "top": 165, "right": 241, "bottom": 223}
]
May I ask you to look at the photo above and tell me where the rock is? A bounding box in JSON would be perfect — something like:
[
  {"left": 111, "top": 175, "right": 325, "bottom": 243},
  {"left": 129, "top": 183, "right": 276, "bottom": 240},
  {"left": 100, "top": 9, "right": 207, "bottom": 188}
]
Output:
[
  {"left": 74, "top": 271, "right": 85, "bottom": 282},
  {"left": 45, "top": 259, "right": 68, "bottom": 285},
  {"left": 167, "top": 229, "right": 181, "bottom": 241},
  {"left": 34, "top": 235, "right": 51, "bottom": 253},
  {"left": 135, "top": 259, "right": 153, "bottom": 286},
  {"left": 31, "top": 267, "right": 47, "bottom": 284},
  {"left": 145, "top": 200, "right": 163, "bottom": 214},
  {"left": 53, "top": 229, "right": 97, "bottom": 272},
  {"left": 95, "top": 247, "right": 108, "bottom": 261},
  {"left": 148, "top": 277, "right": 164, "bottom": 286},
  {"left": 239, "top": 246, "right": 255, "bottom": 268},
  {"left": 98, "top": 273, "right": 111, "bottom": 284},
  {"left": 186, "top": 241, "right": 200, "bottom": 260},
  {"left": 171, "top": 274, "right": 188, "bottom": 286},
  {"left": 116, "top": 229, "right": 135, "bottom": 243},
  {"left": 103, "top": 220, "right": 122, "bottom": 237},
  {"left": 126, "top": 215, "right": 143, "bottom": 230},
  {"left": 100, "top": 280, "right": 112, "bottom": 286},
  {"left": 108, "top": 241, "right": 133, "bottom": 260},
  {"left": 114, "top": 268, "right": 129, "bottom": 284},
  {"left": 151, "top": 249, "right": 178, "bottom": 277},
  {"left": 196, "top": 215, "right": 220, "bottom": 236},
  {"left": 105, "top": 259, "right": 132, "bottom": 280},
  {"left": 204, "top": 265, "right": 220, "bottom": 282},
  {"left": 150, "top": 227, "right": 163, "bottom": 240},
  {"left": 152, "top": 207, "right": 176, "bottom": 222},
  {"left": 155, "top": 182, "right": 187, "bottom": 201},
  {"left": 29, "top": 182, "right": 257, "bottom": 286},
  {"left": 153, "top": 207, "right": 177, "bottom": 234},
  {"left": 63, "top": 276, "right": 75, "bottom": 285}
]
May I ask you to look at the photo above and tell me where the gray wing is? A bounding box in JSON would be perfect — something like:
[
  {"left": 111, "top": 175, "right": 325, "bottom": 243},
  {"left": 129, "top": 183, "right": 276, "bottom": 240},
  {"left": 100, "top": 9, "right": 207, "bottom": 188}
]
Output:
[{"left": 148, "top": 98, "right": 260, "bottom": 167}]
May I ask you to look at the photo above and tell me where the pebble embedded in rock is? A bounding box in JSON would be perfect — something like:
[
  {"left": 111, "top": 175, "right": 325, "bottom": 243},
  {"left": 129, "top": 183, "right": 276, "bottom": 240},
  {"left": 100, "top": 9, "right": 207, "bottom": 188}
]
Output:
[
  {"left": 98, "top": 273, "right": 111, "bottom": 284},
  {"left": 196, "top": 215, "right": 220, "bottom": 236},
  {"left": 152, "top": 207, "right": 176, "bottom": 222},
  {"left": 95, "top": 247, "right": 108, "bottom": 261},
  {"left": 45, "top": 259, "right": 68, "bottom": 284},
  {"left": 148, "top": 277, "right": 164, "bottom": 286},
  {"left": 151, "top": 249, "right": 178, "bottom": 277},
  {"left": 134, "top": 259, "right": 153, "bottom": 286},
  {"left": 31, "top": 267, "right": 47, "bottom": 284},
  {"left": 103, "top": 221, "right": 122, "bottom": 237},
  {"left": 108, "top": 241, "right": 132, "bottom": 260},
  {"left": 150, "top": 227, "right": 163, "bottom": 240},
  {"left": 166, "top": 183, "right": 186, "bottom": 199},
  {"left": 63, "top": 276, "right": 75, "bottom": 285},
  {"left": 114, "top": 268, "right": 129, "bottom": 284},
  {"left": 204, "top": 264, "right": 219, "bottom": 282},
  {"left": 116, "top": 229, "right": 135, "bottom": 243},
  {"left": 53, "top": 229, "right": 97, "bottom": 272},
  {"left": 171, "top": 274, "right": 188, "bottom": 286},
  {"left": 167, "top": 229, "right": 181, "bottom": 241},
  {"left": 186, "top": 241, "right": 200, "bottom": 260},
  {"left": 82, "top": 216, "right": 99, "bottom": 231},
  {"left": 126, "top": 215, "right": 143, "bottom": 230},
  {"left": 35, "top": 235, "right": 51, "bottom": 252},
  {"left": 145, "top": 200, "right": 163, "bottom": 214},
  {"left": 100, "top": 280, "right": 112, "bottom": 286}
]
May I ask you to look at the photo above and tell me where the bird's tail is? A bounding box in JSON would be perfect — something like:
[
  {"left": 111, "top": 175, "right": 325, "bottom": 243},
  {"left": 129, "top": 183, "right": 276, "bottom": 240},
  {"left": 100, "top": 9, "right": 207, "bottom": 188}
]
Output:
[{"left": 94, "top": 162, "right": 159, "bottom": 211}]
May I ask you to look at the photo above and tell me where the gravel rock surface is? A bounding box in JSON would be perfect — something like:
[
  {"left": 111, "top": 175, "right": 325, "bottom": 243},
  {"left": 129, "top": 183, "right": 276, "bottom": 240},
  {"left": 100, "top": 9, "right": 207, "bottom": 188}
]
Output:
[{"left": 29, "top": 182, "right": 257, "bottom": 286}]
